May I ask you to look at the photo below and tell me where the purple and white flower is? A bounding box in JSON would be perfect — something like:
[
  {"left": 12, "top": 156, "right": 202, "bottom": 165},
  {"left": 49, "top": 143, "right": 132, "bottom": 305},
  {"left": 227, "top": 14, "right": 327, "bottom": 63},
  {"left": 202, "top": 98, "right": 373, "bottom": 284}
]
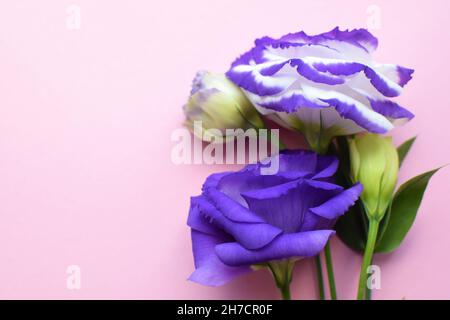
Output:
[{"left": 226, "top": 27, "right": 414, "bottom": 149}]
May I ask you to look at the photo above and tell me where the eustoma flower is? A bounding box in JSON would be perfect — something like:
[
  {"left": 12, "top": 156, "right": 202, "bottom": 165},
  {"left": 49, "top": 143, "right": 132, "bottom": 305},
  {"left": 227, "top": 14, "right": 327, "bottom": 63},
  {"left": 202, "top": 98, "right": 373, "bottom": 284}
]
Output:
[
  {"left": 187, "top": 150, "right": 362, "bottom": 299},
  {"left": 184, "top": 71, "right": 264, "bottom": 142},
  {"left": 349, "top": 133, "right": 399, "bottom": 220},
  {"left": 348, "top": 134, "right": 398, "bottom": 299},
  {"left": 226, "top": 27, "right": 414, "bottom": 152}
]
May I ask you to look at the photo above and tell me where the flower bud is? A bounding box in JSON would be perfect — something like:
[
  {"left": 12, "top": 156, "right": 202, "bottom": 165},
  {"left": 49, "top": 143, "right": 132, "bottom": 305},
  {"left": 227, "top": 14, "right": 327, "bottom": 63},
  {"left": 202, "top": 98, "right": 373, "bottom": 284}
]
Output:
[
  {"left": 349, "top": 133, "right": 399, "bottom": 220},
  {"left": 183, "top": 71, "right": 264, "bottom": 141}
]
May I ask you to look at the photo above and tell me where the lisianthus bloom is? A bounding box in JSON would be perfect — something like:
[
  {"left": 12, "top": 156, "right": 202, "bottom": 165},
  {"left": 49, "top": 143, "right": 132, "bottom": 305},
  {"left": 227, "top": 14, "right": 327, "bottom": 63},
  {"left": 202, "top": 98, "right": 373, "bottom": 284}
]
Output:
[
  {"left": 184, "top": 71, "right": 264, "bottom": 142},
  {"left": 187, "top": 150, "right": 362, "bottom": 288},
  {"left": 349, "top": 133, "right": 398, "bottom": 220},
  {"left": 226, "top": 27, "right": 414, "bottom": 152}
]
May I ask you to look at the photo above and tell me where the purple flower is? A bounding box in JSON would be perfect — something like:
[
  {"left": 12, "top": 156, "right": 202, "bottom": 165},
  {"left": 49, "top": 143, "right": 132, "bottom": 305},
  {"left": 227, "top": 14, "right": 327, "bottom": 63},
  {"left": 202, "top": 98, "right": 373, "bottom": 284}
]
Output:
[
  {"left": 187, "top": 150, "right": 362, "bottom": 286},
  {"left": 226, "top": 28, "right": 414, "bottom": 148}
]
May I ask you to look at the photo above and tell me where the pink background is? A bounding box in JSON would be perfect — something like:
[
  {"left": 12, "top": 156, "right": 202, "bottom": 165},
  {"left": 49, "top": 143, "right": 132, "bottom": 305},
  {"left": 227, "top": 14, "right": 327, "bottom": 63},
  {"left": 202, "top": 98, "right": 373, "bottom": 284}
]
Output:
[{"left": 0, "top": 0, "right": 449, "bottom": 299}]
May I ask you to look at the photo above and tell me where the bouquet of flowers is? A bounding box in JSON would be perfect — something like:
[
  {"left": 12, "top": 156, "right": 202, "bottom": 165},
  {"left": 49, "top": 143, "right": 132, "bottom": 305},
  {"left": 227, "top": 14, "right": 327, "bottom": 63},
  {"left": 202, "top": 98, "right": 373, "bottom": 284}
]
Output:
[{"left": 183, "top": 27, "right": 440, "bottom": 300}]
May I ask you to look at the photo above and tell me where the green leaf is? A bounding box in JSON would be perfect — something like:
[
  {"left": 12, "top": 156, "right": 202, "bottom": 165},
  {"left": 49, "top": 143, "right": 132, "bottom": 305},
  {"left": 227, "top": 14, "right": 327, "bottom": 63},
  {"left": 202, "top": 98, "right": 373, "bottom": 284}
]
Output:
[
  {"left": 374, "top": 168, "right": 440, "bottom": 253},
  {"left": 397, "top": 136, "right": 416, "bottom": 167}
]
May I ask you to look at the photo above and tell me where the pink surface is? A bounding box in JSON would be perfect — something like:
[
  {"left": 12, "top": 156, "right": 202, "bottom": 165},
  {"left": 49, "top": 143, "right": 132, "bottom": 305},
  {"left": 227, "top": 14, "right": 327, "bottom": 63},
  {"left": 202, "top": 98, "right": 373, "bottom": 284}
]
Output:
[{"left": 0, "top": 0, "right": 449, "bottom": 299}]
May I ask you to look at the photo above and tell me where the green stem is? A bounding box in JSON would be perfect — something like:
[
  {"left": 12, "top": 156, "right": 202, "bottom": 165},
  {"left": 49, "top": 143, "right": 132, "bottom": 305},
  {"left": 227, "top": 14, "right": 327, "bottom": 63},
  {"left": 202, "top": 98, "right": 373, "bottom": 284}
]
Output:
[
  {"left": 365, "top": 268, "right": 372, "bottom": 300},
  {"left": 268, "top": 260, "right": 293, "bottom": 300},
  {"left": 279, "top": 283, "right": 291, "bottom": 300},
  {"left": 303, "top": 111, "right": 332, "bottom": 155},
  {"left": 307, "top": 126, "right": 334, "bottom": 301},
  {"left": 324, "top": 242, "right": 337, "bottom": 300},
  {"left": 365, "top": 246, "right": 375, "bottom": 300},
  {"left": 357, "top": 219, "right": 379, "bottom": 300},
  {"left": 315, "top": 255, "right": 325, "bottom": 300}
]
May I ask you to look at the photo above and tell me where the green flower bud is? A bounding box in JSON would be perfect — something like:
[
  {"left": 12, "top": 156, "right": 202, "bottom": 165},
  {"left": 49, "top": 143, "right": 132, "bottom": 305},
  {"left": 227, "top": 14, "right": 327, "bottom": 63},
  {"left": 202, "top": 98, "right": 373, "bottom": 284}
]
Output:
[
  {"left": 348, "top": 133, "right": 399, "bottom": 220},
  {"left": 183, "top": 71, "right": 264, "bottom": 142}
]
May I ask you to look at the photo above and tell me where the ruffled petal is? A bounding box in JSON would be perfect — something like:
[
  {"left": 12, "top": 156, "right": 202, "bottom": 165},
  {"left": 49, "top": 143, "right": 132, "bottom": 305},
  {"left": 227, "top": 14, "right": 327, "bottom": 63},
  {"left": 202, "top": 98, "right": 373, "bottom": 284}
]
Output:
[
  {"left": 313, "top": 155, "right": 339, "bottom": 180},
  {"left": 212, "top": 151, "right": 330, "bottom": 199},
  {"left": 203, "top": 187, "right": 266, "bottom": 223},
  {"left": 241, "top": 180, "right": 303, "bottom": 232},
  {"left": 189, "top": 230, "right": 251, "bottom": 286},
  {"left": 252, "top": 90, "right": 328, "bottom": 113},
  {"left": 396, "top": 66, "right": 414, "bottom": 87},
  {"left": 279, "top": 27, "right": 378, "bottom": 53},
  {"left": 320, "top": 96, "right": 393, "bottom": 133},
  {"left": 309, "top": 59, "right": 405, "bottom": 97},
  {"left": 374, "top": 64, "right": 414, "bottom": 88},
  {"left": 242, "top": 180, "right": 333, "bottom": 233},
  {"left": 299, "top": 212, "right": 331, "bottom": 232},
  {"left": 187, "top": 196, "right": 225, "bottom": 236},
  {"left": 193, "top": 196, "right": 282, "bottom": 250},
  {"left": 274, "top": 150, "right": 319, "bottom": 177},
  {"left": 226, "top": 46, "right": 297, "bottom": 97},
  {"left": 215, "top": 230, "right": 335, "bottom": 266},
  {"left": 213, "top": 170, "right": 288, "bottom": 205},
  {"left": 368, "top": 97, "right": 415, "bottom": 120},
  {"left": 247, "top": 84, "right": 395, "bottom": 133},
  {"left": 226, "top": 27, "right": 413, "bottom": 135},
  {"left": 304, "top": 179, "right": 343, "bottom": 191},
  {"left": 290, "top": 59, "right": 346, "bottom": 85},
  {"left": 309, "top": 183, "right": 363, "bottom": 219}
]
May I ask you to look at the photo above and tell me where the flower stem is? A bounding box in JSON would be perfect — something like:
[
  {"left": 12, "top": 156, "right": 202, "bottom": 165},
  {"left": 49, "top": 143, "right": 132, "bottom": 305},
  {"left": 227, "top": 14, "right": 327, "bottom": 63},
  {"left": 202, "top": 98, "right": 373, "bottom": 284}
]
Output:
[
  {"left": 357, "top": 219, "right": 379, "bottom": 300},
  {"left": 366, "top": 270, "right": 372, "bottom": 300},
  {"left": 268, "top": 260, "right": 294, "bottom": 300},
  {"left": 315, "top": 255, "right": 325, "bottom": 300},
  {"left": 306, "top": 122, "right": 334, "bottom": 301},
  {"left": 279, "top": 283, "right": 291, "bottom": 300},
  {"left": 324, "top": 242, "right": 337, "bottom": 300}
]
